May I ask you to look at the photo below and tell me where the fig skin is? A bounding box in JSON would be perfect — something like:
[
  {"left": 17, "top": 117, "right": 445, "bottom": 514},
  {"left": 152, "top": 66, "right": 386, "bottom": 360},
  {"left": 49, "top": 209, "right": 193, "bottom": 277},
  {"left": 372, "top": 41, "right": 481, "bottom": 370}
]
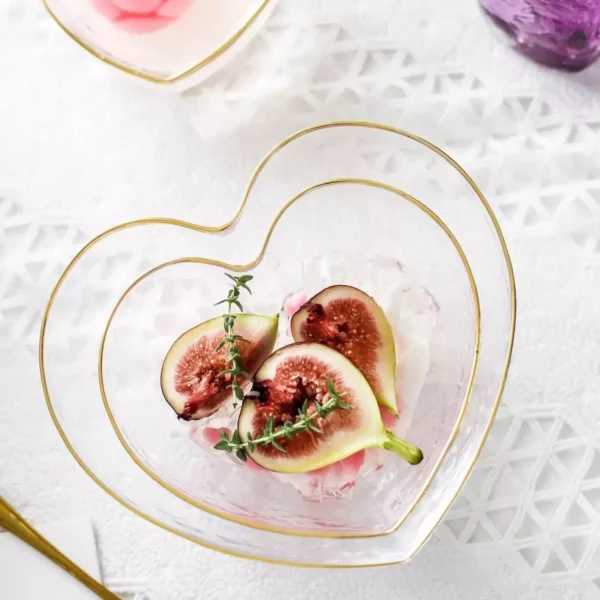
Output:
[
  {"left": 290, "top": 285, "right": 398, "bottom": 416},
  {"left": 161, "top": 314, "right": 279, "bottom": 420},
  {"left": 238, "top": 343, "right": 422, "bottom": 473}
]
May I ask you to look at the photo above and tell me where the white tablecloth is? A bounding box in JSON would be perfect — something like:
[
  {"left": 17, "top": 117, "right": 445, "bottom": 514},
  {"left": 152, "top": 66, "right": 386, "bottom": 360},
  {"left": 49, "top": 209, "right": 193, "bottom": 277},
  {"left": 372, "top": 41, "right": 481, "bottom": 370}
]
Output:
[{"left": 2, "top": 0, "right": 600, "bottom": 598}]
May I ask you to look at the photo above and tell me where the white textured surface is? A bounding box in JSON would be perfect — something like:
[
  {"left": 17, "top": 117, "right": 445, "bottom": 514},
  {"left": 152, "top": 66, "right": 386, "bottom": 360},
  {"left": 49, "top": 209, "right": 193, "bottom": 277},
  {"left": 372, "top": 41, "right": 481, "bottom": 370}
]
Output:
[
  {"left": 0, "top": 519, "right": 100, "bottom": 600},
  {"left": 1, "top": 0, "right": 600, "bottom": 598}
]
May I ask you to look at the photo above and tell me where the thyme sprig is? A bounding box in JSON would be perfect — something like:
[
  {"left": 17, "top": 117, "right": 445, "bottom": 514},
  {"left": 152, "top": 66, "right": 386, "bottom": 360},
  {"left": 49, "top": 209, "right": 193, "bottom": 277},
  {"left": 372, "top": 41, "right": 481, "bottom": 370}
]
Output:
[
  {"left": 215, "top": 273, "right": 253, "bottom": 408},
  {"left": 214, "top": 379, "right": 352, "bottom": 462}
]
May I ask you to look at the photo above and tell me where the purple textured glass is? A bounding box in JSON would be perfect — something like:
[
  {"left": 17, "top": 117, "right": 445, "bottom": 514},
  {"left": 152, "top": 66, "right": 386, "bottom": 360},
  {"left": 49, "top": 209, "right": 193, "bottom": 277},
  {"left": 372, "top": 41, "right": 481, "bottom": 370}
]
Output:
[{"left": 480, "top": 0, "right": 600, "bottom": 71}]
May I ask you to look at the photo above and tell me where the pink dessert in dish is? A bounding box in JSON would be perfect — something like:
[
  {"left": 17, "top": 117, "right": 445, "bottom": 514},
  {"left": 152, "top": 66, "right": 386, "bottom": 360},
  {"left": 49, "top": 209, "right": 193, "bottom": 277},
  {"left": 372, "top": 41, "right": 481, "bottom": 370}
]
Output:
[{"left": 91, "top": 0, "right": 192, "bottom": 33}]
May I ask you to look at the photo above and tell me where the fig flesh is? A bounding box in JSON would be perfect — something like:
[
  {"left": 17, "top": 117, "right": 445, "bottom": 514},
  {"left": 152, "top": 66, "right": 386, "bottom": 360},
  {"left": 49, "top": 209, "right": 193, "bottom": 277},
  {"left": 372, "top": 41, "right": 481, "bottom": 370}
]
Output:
[
  {"left": 161, "top": 314, "right": 279, "bottom": 420},
  {"left": 238, "top": 343, "right": 422, "bottom": 473},
  {"left": 290, "top": 285, "right": 398, "bottom": 416}
]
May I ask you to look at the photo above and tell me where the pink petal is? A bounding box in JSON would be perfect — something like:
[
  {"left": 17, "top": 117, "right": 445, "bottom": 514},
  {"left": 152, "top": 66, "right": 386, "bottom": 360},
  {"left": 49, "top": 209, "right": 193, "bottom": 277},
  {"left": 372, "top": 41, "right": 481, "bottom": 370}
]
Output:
[
  {"left": 113, "top": 0, "right": 163, "bottom": 13},
  {"left": 157, "top": 0, "right": 193, "bottom": 18},
  {"left": 117, "top": 14, "right": 173, "bottom": 33},
  {"left": 91, "top": 0, "right": 123, "bottom": 20}
]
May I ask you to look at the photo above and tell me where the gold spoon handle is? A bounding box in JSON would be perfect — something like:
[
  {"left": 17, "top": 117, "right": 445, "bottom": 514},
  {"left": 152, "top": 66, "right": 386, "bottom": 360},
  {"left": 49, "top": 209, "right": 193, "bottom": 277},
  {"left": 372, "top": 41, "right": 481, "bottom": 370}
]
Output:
[{"left": 0, "top": 495, "right": 120, "bottom": 600}]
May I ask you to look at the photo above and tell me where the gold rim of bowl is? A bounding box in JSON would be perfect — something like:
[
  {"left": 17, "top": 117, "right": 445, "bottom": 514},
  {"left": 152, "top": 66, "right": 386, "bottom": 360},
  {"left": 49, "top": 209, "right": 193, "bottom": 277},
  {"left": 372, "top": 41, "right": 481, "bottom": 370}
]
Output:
[
  {"left": 97, "top": 177, "right": 481, "bottom": 539},
  {"left": 42, "top": 0, "right": 275, "bottom": 85},
  {"left": 39, "top": 121, "right": 517, "bottom": 567}
]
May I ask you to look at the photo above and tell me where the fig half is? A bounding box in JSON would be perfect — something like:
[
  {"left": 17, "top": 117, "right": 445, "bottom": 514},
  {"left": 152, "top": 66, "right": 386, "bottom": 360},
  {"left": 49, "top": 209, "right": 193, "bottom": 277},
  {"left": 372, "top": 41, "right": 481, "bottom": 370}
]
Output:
[
  {"left": 290, "top": 285, "right": 398, "bottom": 416},
  {"left": 161, "top": 314, "right": 279, "bottom": 420},
  {"left": 238, "top": 343, "right": 422, "bottom": 473}
]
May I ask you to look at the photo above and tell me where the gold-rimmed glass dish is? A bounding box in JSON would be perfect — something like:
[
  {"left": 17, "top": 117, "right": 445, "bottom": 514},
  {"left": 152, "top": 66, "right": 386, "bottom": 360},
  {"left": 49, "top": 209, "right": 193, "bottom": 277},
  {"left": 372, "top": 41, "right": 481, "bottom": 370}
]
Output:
[
  {"left": 43, "top": 0, "right": 277, "bottom": 87},
  {"left": 40, "top": 122, "right": 515, "bottom": 567}
]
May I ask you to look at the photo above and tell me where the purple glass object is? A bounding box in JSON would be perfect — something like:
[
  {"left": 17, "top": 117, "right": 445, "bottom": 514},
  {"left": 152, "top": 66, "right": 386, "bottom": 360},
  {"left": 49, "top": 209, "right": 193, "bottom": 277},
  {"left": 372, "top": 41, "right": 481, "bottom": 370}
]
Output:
[{"left": 480, "top": 0, "right": 600, "bottom": 71}]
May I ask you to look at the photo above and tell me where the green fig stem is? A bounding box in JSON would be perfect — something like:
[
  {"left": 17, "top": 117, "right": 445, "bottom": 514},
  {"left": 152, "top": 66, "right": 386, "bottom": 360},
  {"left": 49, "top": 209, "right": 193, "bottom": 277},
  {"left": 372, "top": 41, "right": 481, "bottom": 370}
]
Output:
[{"left": 382, "top": 429, "right": 424, "bottom": 465}]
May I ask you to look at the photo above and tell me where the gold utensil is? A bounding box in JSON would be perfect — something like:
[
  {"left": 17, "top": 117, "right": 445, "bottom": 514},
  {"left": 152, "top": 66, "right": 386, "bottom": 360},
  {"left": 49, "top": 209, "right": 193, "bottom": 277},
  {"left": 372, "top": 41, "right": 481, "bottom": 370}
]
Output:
[{"left": 0, "top": 494, "right": 120, "bottom": 600}]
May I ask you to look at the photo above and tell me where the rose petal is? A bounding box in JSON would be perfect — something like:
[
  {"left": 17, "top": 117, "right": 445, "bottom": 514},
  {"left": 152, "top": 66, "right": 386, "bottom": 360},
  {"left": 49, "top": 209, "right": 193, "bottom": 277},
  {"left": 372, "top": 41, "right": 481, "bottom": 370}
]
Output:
[{"left": 113, "top": 0, "right": 163, "bottom": 13}]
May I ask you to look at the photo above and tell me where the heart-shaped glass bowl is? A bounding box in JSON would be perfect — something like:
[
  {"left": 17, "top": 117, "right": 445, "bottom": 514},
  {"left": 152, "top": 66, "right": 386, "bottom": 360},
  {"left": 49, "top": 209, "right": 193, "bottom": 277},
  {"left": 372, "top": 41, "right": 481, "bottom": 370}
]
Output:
[
  {"left": 43, "top": 0, "right": 276, "bottom": 87},
  {"left": 40, "top": 121, "right": 515, "bottom": 567}
]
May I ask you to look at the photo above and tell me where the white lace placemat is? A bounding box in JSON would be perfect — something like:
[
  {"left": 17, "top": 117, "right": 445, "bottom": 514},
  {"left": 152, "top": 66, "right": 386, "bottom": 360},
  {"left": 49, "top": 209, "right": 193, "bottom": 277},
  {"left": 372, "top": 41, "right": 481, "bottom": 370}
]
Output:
[{"left": 1, "top": 0, "right": 600, "bottom": 598}]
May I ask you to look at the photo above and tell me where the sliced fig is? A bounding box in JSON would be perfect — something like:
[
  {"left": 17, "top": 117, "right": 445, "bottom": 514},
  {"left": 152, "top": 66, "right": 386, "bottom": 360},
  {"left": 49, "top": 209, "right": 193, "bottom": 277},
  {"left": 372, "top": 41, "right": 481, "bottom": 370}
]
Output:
[
  {"left": 238, "top": 343, "right": 422, "bottom": 473},
  {"left": 161, "top": 314, "right": 278, "bottom": 420},
  {"left": 290, "top": 285, "right": 398, "bottom": 416}
]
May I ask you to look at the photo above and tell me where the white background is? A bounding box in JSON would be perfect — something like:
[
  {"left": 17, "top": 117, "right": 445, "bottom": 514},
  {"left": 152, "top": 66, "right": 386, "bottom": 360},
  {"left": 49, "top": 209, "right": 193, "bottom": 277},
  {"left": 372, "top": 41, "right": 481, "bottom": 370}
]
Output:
[{"left": 1, "top": 0, "right": 600, "bottom": 598}]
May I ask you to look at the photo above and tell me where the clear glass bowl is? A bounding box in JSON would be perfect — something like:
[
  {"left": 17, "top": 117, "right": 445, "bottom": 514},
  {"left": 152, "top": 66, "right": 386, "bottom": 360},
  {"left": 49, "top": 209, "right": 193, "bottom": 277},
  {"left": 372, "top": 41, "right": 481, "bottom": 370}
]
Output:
[
  {"left": 43, "top": 0, "right": 277, "bottom": 88},
  {"left": 39, "top": 122, "right": 515, "bottom": 566}
]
